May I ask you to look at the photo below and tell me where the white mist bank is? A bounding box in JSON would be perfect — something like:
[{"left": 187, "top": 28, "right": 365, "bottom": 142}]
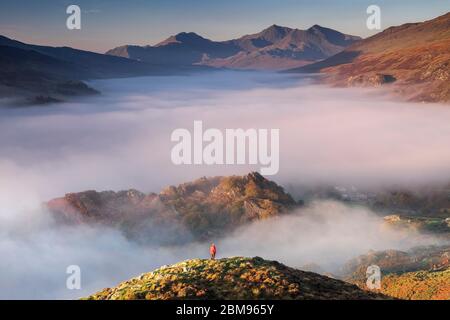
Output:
[
  {"left": 0, "top": 200, "right": 442, "bottom": 299},
  {"left": 0, "top": 70, "right": 449, "bottom": 298},
  {"left": 1, "top": 71, "right": 450, "bottom": 202},
  {"left": 218, "top": 200, "right": 441, "bottom": 272}
]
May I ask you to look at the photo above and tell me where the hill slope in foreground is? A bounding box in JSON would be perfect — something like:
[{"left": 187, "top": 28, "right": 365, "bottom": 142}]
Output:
[
  {"left": 86, "top": 257, "right": 385, "bottom": 300},
  {"left": 341, "top": 246, "right": 450, "bottom": 300},
  {"left": 381, "top": 268, "right": 450, "bottom": 300}
]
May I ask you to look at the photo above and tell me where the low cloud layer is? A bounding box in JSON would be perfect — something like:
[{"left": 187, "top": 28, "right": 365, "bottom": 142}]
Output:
[
  {"left": 1, "top": 71, "right": 450, "bottom": 201},
  {"left": 0, "top": 70, "right": 449, "bottom": 298},
  {"left": 0, "top": 200, "right": 441, "bottom": 299},
  {"left": 218, "top": 200, "right": 440, "bottom": 272}
]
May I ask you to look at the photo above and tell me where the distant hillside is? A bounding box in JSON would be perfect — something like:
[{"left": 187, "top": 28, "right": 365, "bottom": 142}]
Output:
[
  {"left": 106, "top": 25, "right": 360, "bottom": 70},
  {"left": 340, "top": 245, "right": 450, "bottom": 300},
  {"left": 0, "top": 35, "right": 189, "bottom": 79},
  {"left": 381, "top": 268, "right": 450, "bottom": 300},
  {"left": 0, "top": 43, "right": 97, "bottom": 102},
  {"left": 341, "top": 245, "right": 450, "bottom": 279},
  {"left": 47, "top": 172, "right": 299, "bottom": 244},
  {"left": 288, "top": 12, "right": 450, "bottom": 102},
  {"left": 85, "top": 257, "right": 386, "bottom": 300},
  {"left": 371, "top": 185, "right": 450, "bottom": 218},
  {"left": 0, "top": 35, "right": 208, "bottom": 103}
]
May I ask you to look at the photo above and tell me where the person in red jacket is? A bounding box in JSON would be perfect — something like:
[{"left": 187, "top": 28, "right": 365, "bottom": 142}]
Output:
[{"left": 210, "top": 243, "right": 216, "bottom": 260}]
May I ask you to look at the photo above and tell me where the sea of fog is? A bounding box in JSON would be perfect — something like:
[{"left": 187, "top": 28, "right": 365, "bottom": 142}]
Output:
[{"left": 0, "top": 70, "right": 449, "bottom": 298}]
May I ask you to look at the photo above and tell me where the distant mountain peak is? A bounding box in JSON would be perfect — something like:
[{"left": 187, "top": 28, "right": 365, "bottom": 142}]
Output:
[
  {"left": 265, "top": 24, "right": 289, "bottom": 31},
  {"left": 175, "top": 31, "right": 204, "bottom": 40},
  {"left": 308, "top": 24, "right": 337, "bottom": 34},
  {"left": 306, "top": 24, "right": 362, "bottom": 45},
  {"left": 156, "top": 32, "right": 209, "bottom": 46},
  {"left": 309, "top": 24, "right": 324, "bottom": 29},
  {"left": 259, "top": 24, "right": 292, "bottom": 40}
]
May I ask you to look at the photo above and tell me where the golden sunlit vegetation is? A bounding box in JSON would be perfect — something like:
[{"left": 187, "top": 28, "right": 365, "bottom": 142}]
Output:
[
  {"left": 381, "top": 268, "right": 450, "bottom": 300},
  {"left": 85, "top": 257, "right": 386, "bottom": 300}
]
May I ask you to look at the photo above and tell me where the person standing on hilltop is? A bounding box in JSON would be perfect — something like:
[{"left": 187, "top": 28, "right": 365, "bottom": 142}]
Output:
[{"left": 210, "top": 243, "right": 216, "bottom": 260}]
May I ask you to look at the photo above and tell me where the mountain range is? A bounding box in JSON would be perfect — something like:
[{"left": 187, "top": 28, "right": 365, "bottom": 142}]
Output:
[
  {"left": 1, "top": 12, "right": 449, "bottom": 103},
  {"left": 106, "top": 24, "right": 361, "bottom": 70},
  {"left": 289, "top": 12, "right": 450, "bottom": 102},
  {"left": 0, "top": 23, "right": 359, "bottom": 103}
]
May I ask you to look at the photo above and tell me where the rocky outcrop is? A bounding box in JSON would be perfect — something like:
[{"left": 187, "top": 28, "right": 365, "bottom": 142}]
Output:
[
  {"left": 47, "top": 172, "right": 299, "bottom": 243},
  {"left": 85, "top": 257, "right": 386, "bottom": 300},
  {"left": 347, "top": 74, "right": 396, "bottom": 87}
]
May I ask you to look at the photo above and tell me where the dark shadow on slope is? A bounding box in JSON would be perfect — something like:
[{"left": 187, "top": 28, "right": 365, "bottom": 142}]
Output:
[{"left": 284, "top": 50, "right": 362, "bottom": 73}]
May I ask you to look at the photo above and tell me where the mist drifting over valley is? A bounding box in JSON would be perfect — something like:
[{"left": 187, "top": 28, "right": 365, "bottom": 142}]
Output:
[{"left": 1, "top": 71, "right": 449, "bottom": 298}]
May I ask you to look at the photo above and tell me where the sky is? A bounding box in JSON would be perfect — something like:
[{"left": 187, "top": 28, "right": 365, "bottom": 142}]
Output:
[{"left": 0, "top": 0, "right": 448, "bottom": 52}]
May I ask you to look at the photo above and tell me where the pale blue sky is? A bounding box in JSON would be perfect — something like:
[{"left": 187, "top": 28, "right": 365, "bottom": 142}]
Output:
[{"left": 0, "top": 0, "right": 448, "bottom": 52}]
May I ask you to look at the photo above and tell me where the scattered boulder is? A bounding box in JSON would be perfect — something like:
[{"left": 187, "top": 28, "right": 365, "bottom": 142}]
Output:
[{"left": 347, "top": 73, "right": 396, "bottom": 87}]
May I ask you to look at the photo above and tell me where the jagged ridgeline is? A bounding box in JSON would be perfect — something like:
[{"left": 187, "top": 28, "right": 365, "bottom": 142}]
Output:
[
  {"left": 47, "top": 172, "right": 300, "bottom": 244},
  {"left": 85, "top": 257, "right": 386, "bottom": 300}
]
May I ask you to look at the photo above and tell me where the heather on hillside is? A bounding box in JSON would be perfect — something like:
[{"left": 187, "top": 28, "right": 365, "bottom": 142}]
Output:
[{"left": 86, "top": 257, "right": 385, "bottom": 300}]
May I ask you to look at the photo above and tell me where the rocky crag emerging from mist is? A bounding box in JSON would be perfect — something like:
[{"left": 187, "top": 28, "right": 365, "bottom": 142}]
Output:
[
  {"left": 47, "top": 172, "right": 299, "bottom": 244},
  {"left": 85, "top": 257, "right": 385, "bottom": 300}
]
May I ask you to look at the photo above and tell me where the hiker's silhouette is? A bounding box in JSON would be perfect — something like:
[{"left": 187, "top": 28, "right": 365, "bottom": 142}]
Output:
[{"left": 210, "top": 243, "right": 216, "bottom": 260}]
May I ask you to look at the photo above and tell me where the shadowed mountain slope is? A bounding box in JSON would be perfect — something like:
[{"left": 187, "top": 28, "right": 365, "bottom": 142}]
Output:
[{"left": 0, "top": 34, "right": 208, "bottom": 102}]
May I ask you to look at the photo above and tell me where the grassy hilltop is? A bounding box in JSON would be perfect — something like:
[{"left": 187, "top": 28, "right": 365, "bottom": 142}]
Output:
[{"left": 86, "top": 257, "right": 385, "bottom": 300}]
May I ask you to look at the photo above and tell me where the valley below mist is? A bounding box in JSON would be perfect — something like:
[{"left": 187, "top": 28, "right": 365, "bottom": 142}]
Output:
[{"left": 1, "top": 70, "right": 449, "bottom": 299}]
